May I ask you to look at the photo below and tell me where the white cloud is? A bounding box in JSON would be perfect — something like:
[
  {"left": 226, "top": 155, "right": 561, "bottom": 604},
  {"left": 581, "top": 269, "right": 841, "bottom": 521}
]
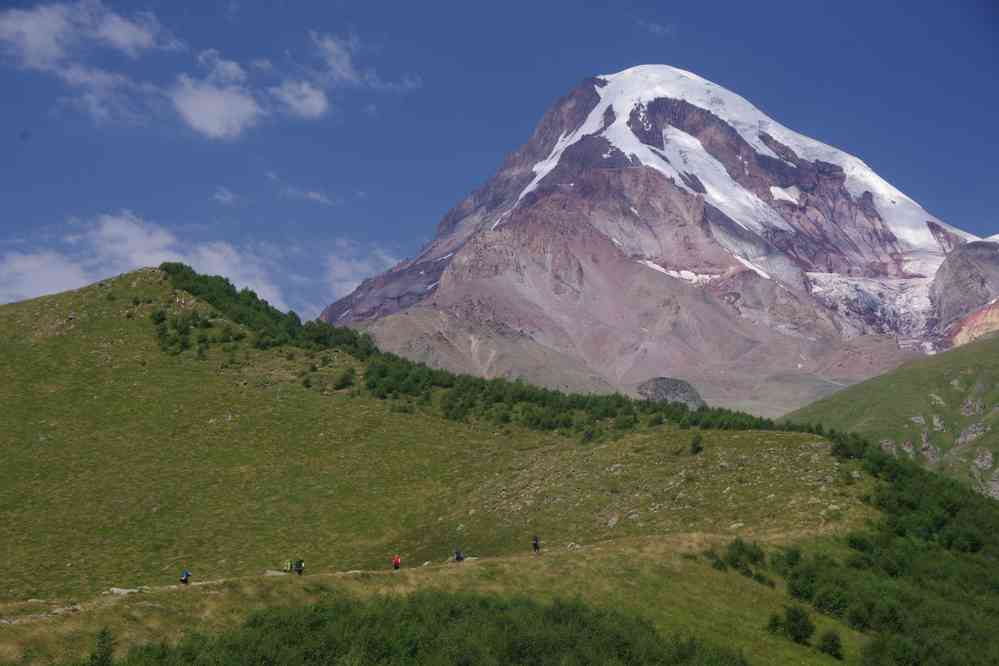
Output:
[
  {"left": 213, "top": 186, "right": 237, "bottom": 205},
  {"left": 170, "top": 73, "right": 263, "bottom": 139},
  {"left": 0, "top": 1, "right": 180, "bottom": 122},
  {"left": 0, "top": 0, "right": 181, "bottom": 69},
  {"left": 197, "top": 48, "right": 246, "bottom": 83},
  {"left": 269, "top": 79, "right": 328, "bottom": 118},
  {"left": 0, "top": 211, "right": 288, "bottom": 310},
  {"left": 299, "top": 190, "right": 335, "bottom": 205},
  {"left": 0, "top": 3, "right": 73, "bottom": 68},
  {"left": 310, "top": 31, "right": 362, "bottom": 84},
  {"left": 326, "top": 238, "right": 398, "bottom": 298},
  {"left": 0, "top": 250, "right": 92, "bottom": 304},
  {"left": 2, "top": 4, "right": 413, "bottom": 137}
]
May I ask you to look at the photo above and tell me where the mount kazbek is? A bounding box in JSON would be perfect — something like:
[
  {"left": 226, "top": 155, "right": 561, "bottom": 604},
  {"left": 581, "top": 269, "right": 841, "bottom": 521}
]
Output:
[{"left": 322, "top": 65, "right": 999, "bottom": 417}]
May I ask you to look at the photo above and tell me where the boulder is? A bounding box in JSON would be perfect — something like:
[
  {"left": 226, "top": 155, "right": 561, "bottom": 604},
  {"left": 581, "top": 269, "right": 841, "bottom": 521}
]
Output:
[{"left": 636, "top": 377, "right": 706, "bottom": 410}]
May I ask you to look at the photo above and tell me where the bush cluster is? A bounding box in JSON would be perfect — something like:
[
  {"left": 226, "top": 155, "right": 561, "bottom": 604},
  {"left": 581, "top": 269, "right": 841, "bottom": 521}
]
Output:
[
  {"left": 88, "top": 592, "right": 748, "bottom": 665},
  {"left": 775, "top": 446, "right": 999, "bottom": 665}
]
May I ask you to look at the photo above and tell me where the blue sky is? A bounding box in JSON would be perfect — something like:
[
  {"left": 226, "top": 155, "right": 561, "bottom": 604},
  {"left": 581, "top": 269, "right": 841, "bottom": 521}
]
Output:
[{"left": 2, "top": 0, "right": 997, "bottom": 317}]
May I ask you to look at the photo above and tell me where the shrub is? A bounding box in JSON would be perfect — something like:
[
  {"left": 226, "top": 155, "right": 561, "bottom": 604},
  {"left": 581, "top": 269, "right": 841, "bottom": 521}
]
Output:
[
  {"left": 783, "top": 605, "right": 815, "bottom": 644},
  {"left": 724, "top": 538, "right": 765, "bottom": 571},
  {"left": 814, "top": 583, "right": 849, "bottom": 617},
  {"left": 690, "top": 431, "right": 704, "bottom": 455},
  {"left": 767, "top": 612, "right": 783, "bottom": 635},
  {"left": 333, "top": 367, "right": 355, "bottom": 390},
  {"left": 86, "top": 628, "right": 114, "bottom": 666},
  {"left": 150, "top": 309, "right": 166, "bottom": 325},
  {"left": 817, "top": 629, "right": 843, "bottom": 660}
]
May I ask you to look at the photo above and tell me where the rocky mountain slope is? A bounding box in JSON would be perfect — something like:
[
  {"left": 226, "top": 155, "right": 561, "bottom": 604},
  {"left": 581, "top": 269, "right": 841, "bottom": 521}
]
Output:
[
  {"left": 789, "top": 333, "right": 999, "bottom": 498},
  {"left": 322, "top": 65, "right": 998, "bottom": 416}
]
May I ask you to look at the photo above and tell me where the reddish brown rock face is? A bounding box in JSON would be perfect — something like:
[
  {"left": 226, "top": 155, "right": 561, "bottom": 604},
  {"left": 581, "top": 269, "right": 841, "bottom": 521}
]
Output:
[{"left": 320, "top": 65, "right": 993, "bottom": 416}]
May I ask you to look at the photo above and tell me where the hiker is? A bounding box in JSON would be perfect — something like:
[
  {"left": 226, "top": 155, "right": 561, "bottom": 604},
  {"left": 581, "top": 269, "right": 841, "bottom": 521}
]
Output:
[
  {"left": 180, "top": 568, "right": 191, "bottom": 585},
  {"left": 454, "top": 549, "right": 464, "bottom": 562},
  {"left": 392, "top": 554, "right": 401, "bottom": 571},
  {"left": 532, "top": 535, "right": 541, "bottom": 554},
  {"left": 293, "top": 559, "right": 305, "bottom": 576}
]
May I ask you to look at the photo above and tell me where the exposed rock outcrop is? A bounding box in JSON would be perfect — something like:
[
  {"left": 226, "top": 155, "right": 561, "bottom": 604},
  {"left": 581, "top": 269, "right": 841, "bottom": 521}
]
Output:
[{"left": 637, "top": 377, "right": 706, "bottom": 410}]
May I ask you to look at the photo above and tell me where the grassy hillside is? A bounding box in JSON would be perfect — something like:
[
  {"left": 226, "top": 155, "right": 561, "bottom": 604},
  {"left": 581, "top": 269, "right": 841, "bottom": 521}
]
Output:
[
  {"left": 0, "top": 537, "right": 869, "bottom": 665},
  {"left": 3, "top": 267, "right": 999, "bottom": 665},
  {"left": 788, "top": 334, "right": 999, "bottom": 497}
]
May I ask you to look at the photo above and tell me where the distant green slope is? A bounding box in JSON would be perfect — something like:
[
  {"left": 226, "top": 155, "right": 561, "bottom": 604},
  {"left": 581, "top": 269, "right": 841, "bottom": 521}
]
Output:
[{"left": 788, "top": 335, "right": 999, "bottom": 497}]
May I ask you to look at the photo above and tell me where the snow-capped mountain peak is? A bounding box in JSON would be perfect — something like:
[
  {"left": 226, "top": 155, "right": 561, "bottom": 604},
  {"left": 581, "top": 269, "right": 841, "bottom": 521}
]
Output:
[
  {"left": 521, "top": 65, "right": 976, "bottom": 261},
  {"left": 321, "top": 66, "right": 997, "bottom": 416}
]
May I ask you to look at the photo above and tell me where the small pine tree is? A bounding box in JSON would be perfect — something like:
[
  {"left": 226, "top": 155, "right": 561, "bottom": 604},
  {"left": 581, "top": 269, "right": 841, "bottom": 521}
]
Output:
[
  {"left": 690, "top": 431, "right": 704, "bottom": 455},
  {"left": 817, "top": 629, "right": 843, "bottom": 660},
  {"left": 86, "top": 628, "right": 114, "bottom": 666},
  {"left": 767, "top": 612, "right": 783, "bottom": 635}
]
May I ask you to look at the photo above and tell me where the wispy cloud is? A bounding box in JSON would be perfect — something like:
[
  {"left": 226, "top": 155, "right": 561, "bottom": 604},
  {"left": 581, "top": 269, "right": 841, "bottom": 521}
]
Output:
[
  {"left": 1, "top": 3, "right": 417, "bottom": 137},
  {"left": 326, "top": 238, "right": 399, "bottom": 298},
  {"left": 267, "top": 171, "right": 338, "bottom": 206},
  {"left": 0, "top": 0, "right": 182, "bottom": 69},
  {"left": 0, "top": 0, "right": 182, "bottom": 122},
  {"left": 212, "top": 186, "right": 237, "bottom": 205},
  {"left": 635, "top": 18, "right": 675, "bottom": 38},
  {"left": 310, "top": 31, "right": 421, "bottom": 92},
  {"left": 0, "top": 210, "right": 289, "bottom": 310}
]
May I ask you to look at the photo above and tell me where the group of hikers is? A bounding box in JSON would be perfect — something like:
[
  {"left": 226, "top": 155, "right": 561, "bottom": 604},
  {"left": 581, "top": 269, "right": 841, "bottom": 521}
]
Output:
[{"left": 178, "top": 536, "right": 543, "bottom": 584}]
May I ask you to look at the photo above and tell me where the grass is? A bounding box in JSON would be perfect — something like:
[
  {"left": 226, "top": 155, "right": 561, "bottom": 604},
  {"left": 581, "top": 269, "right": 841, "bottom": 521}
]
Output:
[
  {"left": 0, "top": 269, "right": 873, "bottom": 663},
  {"left": 0, "top": 536, "right": 867, "bottom": 665},
  {"left": 788, "top": 333, "right": 999, "bottom": 492}
]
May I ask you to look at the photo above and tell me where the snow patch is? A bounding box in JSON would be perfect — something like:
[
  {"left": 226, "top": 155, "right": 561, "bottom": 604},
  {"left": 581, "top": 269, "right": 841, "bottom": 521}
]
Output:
[
  {"left": 436, "top": 252, "right": 454, "bottom": 262},
  {"left": 733, "top": 255, "right": 771, "bottom": 280},
  {"left": 336, "top": 308, "right": 352, "bottom": 321},
  {"left": 490, "top": 209, "right": 513, "bottom": 230},
  {"left": 638, "top": 259, "right": 670, "bottom": 275},
  {"left": 658, "top": 127, "right": 792, "bottom": 234},
  {"left": 638, "top": 260, "right": 720, "bottom": 285},
  {"left": 769, "top": 185, "right": 800, "bottom": 205},
  {"left": 426, "top": 281, "right": 439, "bottom": 291}
]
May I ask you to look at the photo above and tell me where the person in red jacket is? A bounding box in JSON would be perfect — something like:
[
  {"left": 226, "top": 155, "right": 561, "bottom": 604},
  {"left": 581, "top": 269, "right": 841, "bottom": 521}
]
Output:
[{"left": 392, "top": 554, "right": 401, "bottom": 571}]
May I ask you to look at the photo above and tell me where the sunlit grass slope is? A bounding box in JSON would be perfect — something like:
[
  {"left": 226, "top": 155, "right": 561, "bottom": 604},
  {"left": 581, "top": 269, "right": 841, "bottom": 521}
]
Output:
[
  {"left": 788, "top": 333, "right": 999, "bottom": 493},
  {"left": 0, "top": 269, "right": 869, "bottom": 607}
]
